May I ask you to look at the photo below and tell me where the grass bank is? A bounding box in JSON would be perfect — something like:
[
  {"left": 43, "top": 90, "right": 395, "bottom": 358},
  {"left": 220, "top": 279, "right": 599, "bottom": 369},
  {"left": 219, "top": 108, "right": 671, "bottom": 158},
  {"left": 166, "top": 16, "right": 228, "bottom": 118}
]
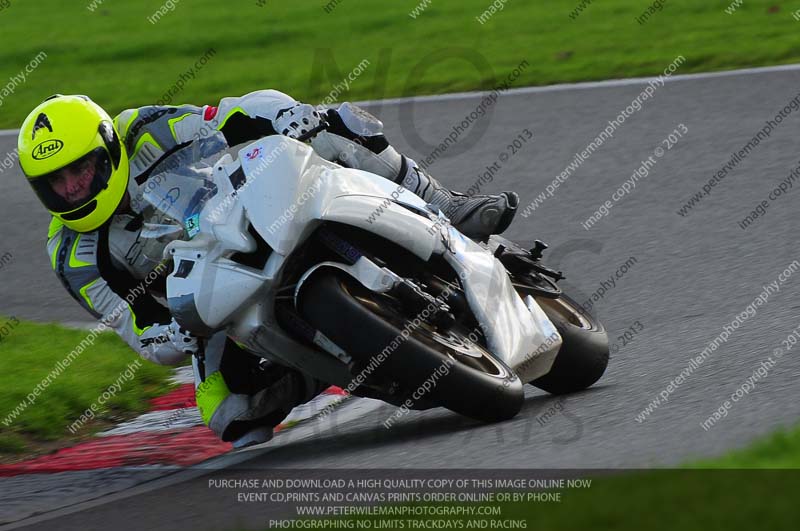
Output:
[
  {"left": 0, "top": 1, "right": 799, "bottom": 128},
  {"left": 0, "top": 317, "right": 175, "bottom": 461}
]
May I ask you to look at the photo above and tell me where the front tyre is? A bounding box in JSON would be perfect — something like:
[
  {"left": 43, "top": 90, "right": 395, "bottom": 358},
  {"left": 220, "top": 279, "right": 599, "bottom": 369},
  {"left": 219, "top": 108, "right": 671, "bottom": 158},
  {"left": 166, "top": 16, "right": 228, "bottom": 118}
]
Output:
[{"left": 298, "top": 271, "right": 524, "bottom": 422}]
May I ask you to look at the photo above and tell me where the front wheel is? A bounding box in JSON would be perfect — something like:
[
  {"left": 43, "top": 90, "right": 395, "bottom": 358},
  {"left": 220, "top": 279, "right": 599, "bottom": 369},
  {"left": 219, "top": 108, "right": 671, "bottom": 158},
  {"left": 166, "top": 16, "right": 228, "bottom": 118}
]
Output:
[
  {"left": 528, "top": 293, "right": 609, "bottom": 394},
  {"left": 298, "top": 270, "right": 524, "bottom": 423}
]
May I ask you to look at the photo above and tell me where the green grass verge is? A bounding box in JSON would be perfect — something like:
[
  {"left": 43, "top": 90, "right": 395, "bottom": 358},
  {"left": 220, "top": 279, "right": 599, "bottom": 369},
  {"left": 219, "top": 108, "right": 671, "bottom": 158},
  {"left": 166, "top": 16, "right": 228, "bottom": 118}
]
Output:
[
  {"left": 257, "top": 427, "right": 800, "bottom": 530},
  {"left": 273, "top": 469, "right": 800, "bottom": 531},
  {"left": 688, "top": 425, "right": 800, "bottom": 468},
  {"left": 306, "top": 470, "right": 800, "bottom": 531},
  {"left": 0, "top": 317, "right": 175, "bottom": 458},
  {"left": 1, "top": 1, "right": 799, "bottom": 128}
]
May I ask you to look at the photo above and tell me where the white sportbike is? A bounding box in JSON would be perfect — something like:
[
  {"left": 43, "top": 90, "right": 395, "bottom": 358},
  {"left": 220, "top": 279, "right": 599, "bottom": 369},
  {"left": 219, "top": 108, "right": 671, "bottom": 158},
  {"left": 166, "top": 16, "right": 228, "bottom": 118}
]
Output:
[{"left": 138, "top": 132, "right": 608, "bottom": 422}]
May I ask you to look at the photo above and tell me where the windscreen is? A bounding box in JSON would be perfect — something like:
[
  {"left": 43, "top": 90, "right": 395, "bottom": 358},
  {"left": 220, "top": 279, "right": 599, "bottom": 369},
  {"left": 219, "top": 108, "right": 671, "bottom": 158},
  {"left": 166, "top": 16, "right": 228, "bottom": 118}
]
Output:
[{"left": 137, "top": 133, "right": 227, "bottom": 264}]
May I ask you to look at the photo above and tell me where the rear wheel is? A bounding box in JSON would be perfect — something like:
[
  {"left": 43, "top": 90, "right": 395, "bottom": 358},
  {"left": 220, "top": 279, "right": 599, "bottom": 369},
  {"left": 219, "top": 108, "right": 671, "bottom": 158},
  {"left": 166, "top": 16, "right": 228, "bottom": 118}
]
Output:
[
  {"left": 298, "top": 270, "right": 524, "bottom": 422},
  {"left": 527, "top": 293, "right": 609, "bottom": 394}
]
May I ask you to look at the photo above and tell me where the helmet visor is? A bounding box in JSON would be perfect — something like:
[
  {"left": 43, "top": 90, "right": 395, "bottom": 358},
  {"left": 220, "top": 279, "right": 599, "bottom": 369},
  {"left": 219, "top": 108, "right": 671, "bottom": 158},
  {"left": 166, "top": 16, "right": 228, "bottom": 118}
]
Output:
[{"left": 30, "top": 147, "right": 113, "bottom": 214}]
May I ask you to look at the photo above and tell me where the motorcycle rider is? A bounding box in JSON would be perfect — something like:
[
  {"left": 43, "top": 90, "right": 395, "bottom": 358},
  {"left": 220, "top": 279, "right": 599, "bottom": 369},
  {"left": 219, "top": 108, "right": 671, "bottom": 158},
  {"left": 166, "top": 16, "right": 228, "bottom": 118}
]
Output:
[{"left": 17, "top": 91, "right": 519, "bottom": 447}]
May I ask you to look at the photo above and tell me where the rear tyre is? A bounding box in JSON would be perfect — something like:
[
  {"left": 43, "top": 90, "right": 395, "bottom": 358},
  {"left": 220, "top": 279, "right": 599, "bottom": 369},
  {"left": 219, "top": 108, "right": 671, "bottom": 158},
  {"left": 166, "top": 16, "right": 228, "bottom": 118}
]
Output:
[
  {"left": 529, "top": 293, "right": 609, "bottom": 394},
  {"left": 298, "top": 270, "right": 524, "bottom": 422}
]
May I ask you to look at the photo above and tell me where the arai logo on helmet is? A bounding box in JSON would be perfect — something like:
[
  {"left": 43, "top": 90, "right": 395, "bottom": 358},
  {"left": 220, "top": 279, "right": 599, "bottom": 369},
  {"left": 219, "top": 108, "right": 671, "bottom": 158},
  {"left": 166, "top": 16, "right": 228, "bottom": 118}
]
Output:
[{"left": 31, "top": 139, "right": 64, "bottom": 160}]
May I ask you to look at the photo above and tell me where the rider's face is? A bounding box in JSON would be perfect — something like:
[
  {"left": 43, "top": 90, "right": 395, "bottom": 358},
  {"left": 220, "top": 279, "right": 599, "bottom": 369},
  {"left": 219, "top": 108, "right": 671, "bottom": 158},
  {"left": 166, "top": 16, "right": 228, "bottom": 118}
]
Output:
[{"left": 49, "top": 154, "right": 97, "bottom": 206}]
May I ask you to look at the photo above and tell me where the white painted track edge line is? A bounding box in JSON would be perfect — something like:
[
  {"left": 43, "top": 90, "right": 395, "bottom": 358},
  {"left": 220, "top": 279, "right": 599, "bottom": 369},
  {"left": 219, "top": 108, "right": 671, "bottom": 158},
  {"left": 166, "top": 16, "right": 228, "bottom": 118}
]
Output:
[{"left": 1, "top": 63, "right": 799, "bottom": 136}]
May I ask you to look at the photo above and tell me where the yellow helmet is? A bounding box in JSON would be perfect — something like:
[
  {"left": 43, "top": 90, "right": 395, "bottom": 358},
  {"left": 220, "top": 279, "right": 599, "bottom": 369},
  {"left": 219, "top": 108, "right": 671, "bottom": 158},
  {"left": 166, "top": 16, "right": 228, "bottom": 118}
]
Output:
[{"left": 18, "top": 95, "right": 129, "bottom": 232}]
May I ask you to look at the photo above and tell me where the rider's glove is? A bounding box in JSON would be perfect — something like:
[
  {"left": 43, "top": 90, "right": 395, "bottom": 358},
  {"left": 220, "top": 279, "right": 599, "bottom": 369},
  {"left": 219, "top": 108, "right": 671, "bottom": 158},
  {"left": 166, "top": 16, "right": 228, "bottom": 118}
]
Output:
[
  {"left": 138, "top": 318, "right": 199, "bottom": 366},
  {"left": 274, "top": 104, "right": 322, "bottom": 140},
  {"left": 167, "top": 320, "right": 200, "bottom": 355}
]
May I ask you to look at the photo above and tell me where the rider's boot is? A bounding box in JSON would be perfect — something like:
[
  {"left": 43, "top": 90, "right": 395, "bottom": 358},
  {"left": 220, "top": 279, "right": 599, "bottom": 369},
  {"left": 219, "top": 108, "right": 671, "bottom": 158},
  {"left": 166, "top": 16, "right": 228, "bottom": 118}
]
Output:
[
  {"left": 393, "top": 159, "right": 519, "bottom": 239},
  {"left": 311, "top": 102, "right": 518, "bottom": 239}
]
